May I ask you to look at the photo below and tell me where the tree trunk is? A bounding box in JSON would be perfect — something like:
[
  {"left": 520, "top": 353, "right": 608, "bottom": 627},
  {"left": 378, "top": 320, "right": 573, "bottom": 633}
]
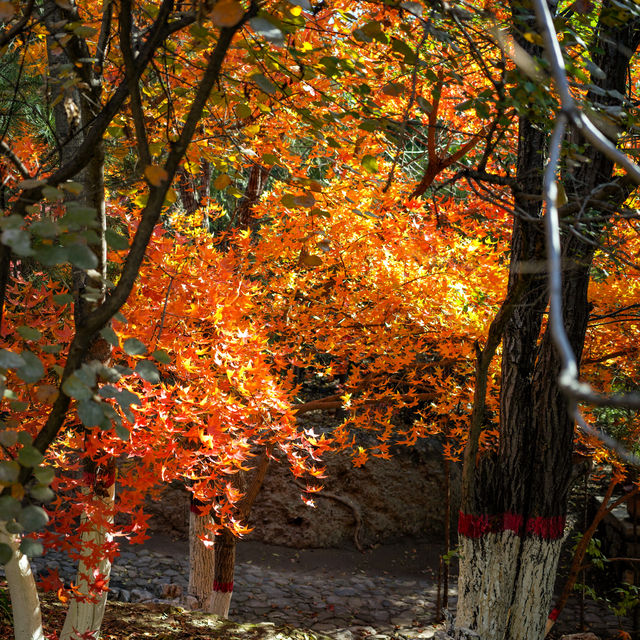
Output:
[
  {"left": 188, "top": 501, "right": 217, "bottom": 611},
  {"left": 60, "top": 463, "right": 115, "bottom": 640},
  {"left": 207, "top": 527, "right": 236, "bottom": 617},
  {"left": 187, "top": 449, "right": 270, "bottom": 617},
  {"left": 0, "top": 522, "right": 44, "bottom": 640}
]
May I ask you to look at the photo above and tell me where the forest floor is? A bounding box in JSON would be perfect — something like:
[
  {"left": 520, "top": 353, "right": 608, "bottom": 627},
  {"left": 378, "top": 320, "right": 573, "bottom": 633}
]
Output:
[{"left": 0, "top": 534, "right": 633, "bottom": 640}]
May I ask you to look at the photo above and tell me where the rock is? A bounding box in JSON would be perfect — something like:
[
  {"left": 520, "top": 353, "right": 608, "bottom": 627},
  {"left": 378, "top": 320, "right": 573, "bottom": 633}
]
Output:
[
  {"left": 160, "top": 583, "right": 183, "bottom": 599},
  {"left": 409, "top": 630, "right": 436, "bottom": 639},
  {"left": 333, "top": 631, "right": 354, "bottom": 640},
  {"left": 130, "top": 588, "right": 155, "bottom": 602}
]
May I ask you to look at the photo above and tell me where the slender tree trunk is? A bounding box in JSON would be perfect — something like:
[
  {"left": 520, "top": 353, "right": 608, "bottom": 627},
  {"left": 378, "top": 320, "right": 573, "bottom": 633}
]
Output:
[
  {"left": 188, "top": 500, "right": 217, "bottom": 610},
  {"left": 60, "top": 462, "right": 116, "bottom": 640},
  {"left": 207, "top": 527, "right": 235, "bottom": 617},
  {"left": 188, "top": 448, "right": 270, "bottom": 617},
  {"left": 0, "top": 522, "right": 44, "bottom": 640}
]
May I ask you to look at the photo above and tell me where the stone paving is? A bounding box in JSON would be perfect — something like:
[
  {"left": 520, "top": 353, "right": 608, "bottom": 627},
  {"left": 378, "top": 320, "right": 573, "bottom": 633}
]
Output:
[{"left": 4, "top": 543, "right": 632, "bottom": 640}]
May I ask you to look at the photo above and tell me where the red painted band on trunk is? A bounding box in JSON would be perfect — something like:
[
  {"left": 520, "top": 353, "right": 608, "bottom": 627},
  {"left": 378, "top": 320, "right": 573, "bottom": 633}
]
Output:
[
  {"left": 526, "top": 516, "right": 565, "bottom": 539},
  {"left": 548, "top": 608, "right": 559, "bottom": 621},
  {"left": 457, "top": 512, "right": 523, "bottom": 537},
  {"left": 213, "top": 581, "right": 233, "bottom": 593},
  {"left": 458, "top": 512, "right": 566, "bottom": 540}
]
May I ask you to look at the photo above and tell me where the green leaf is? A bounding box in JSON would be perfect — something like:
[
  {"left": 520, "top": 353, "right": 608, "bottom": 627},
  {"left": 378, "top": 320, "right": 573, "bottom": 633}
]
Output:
[
  {"left": 29, "top": 484, "right": 55, "bottom": 503},
  {"left": 42, "top": 186, "right": 64, "bottom": 201},
  {"left": 18, "top": 505, "right": 49, "bottom": 532},
  {"left": 60, "top": 204, "right": 98, "bottom": 228},
  {"left": 293, "top": 193, "right": 316, "bottom": 208},
  {"left": 252, "top": 73, "right": 277, "bottom": 95},
  {"left": 19, "top": 539, "right": 43, "bottom": 557},
  {"left": 135, "top": 360, "right": 160, "bottom": 383},
  {"left": 105, "top": 229, "right": 129, "bottom": 250},
  {"left": 61, "top": 374, "right": 92, "bottom": 401},
  {"left": 67, "top": 243, "right": 98, "bottom": 270},
  {"left": 151, "top": 349, "right": 171, "bottom": 364},
  {"left": 34, "top": 244, "right": 68, "bottom": 266},
  {"left": 115, "top": 423, "right": 130, "bottom": 441},
  {"left": 249, "top": 17, "right": 284, "bottom": 44},
  {"left": 0, "top": 543, "right": 12, "bottom": 565},
  {"left": 30, "top": 220, "right": 59, "bottom": 238},
  {"left": 53, "top": 293, "right": 73, "bottom": 305},
  {"left": 123, "top": 338, "right": 146, "bottom": 356},
  {"left": 41, "top": 344, "right": 62, "bottom": 354},
  {"left": 0, "top": 496, "right": 21, "bottom": 520},
  {"left": 455, "top": 99, "right": 474, "bottom": 111},
  {"left": 72, "top": 24, "right": 97, "bottom": 37},
  {"left": 100, "top": 326, "right": 119, "bottom": 347},
  {"left": 235, "top": 102, "right": 252, "bottom": 119},
  {"left": 361, "top": 154, "right": 379, "bottom": 174},
  {"left": 0, "top": 349, "right": 25, "bottom": 368},
  {"left": 0, "top": 461, "right": 19, "bottom": 483},
  {"left": 61, "top": 181, "right": 84, "bottom": 195},
  {"left": 33, "top": 466, "right": 55, "bottom": 485},
  {"left": 10, "top": 399, "right": 28, "bottom": 411},
  {"left": 18, "top": 445, "right": 44, "bottom": 468},
  {"left": 77, "top": 399, "right": 105, "bottom": 427},
  {"left": 5, "top": 521, "right": 22, "bottom": 534},
  {"left": 17, "top": 326, "right": 41, "bottom": 342},
  {"left": 2, "top": 228, "right": 32, "bottom": 256},
  {"left": 0, "top": 430, "right": 18, "bottom": 447},
  {"left": 16, "top": 351, "right": 44, "bottom": 383}
]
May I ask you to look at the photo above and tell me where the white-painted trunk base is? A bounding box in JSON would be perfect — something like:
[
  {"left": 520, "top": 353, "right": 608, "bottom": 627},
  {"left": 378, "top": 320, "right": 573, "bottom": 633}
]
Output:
[
  {"left": 188, "top": 511, "right": 216, "bottom": 607},
  {"left": 205, "top": 590, "right": 232, "bottom": 618},
  {"left": 509, "top": 537, "right": 562, "bottom": 640},
  {"left": 0, "top": 522, "right": 44, "bottom": 640},
  {"left": 456, "top": 533, "right": 563, "bottom": 640},
  {"left": 60, "top": 482, "right": 115, "bottom": 640},
  {"left": 456, "top": 531, "right": 521, "bottom": 639}
]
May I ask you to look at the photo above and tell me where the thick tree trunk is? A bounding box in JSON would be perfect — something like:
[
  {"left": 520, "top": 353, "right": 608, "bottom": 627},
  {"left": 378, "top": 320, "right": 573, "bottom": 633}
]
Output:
[
  {"left": 0, "top": 522, "right": 44, "bottom": 640},
  {"left": 455, "top": 3, "right": 640, "bottom": 639}
]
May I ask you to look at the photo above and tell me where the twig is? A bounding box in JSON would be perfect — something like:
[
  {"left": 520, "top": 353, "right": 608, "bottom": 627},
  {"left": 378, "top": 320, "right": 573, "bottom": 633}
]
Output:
[{"left": 293, "top": 479, "right": 364, "bottom": 551}]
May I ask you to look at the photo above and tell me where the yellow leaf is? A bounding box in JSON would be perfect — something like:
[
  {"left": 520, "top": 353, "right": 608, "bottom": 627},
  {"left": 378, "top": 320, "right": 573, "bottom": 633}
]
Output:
[
  {"left": 144, "top": 165, "right": 169, "bottom": 186},
  {"left": 301, "top": 254, "right": 323, "bottom": 267},
  {"left": 165, "top": 188, "right": 177, "bottom": 204},
  {"left": 35, "top": 385, "right": 59, "bottom": 404},
  {"left": 290, "top": 5, "right": 302, "bottom": 15},
  {"left": 210, "top": 0, "right": 244, "bottom": 27},
  {"left": 11, "top": 483, "right": 24, "bottom": 500},
  {"left": 214, "top": 174, "right": 232, "bottom": 190}
]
